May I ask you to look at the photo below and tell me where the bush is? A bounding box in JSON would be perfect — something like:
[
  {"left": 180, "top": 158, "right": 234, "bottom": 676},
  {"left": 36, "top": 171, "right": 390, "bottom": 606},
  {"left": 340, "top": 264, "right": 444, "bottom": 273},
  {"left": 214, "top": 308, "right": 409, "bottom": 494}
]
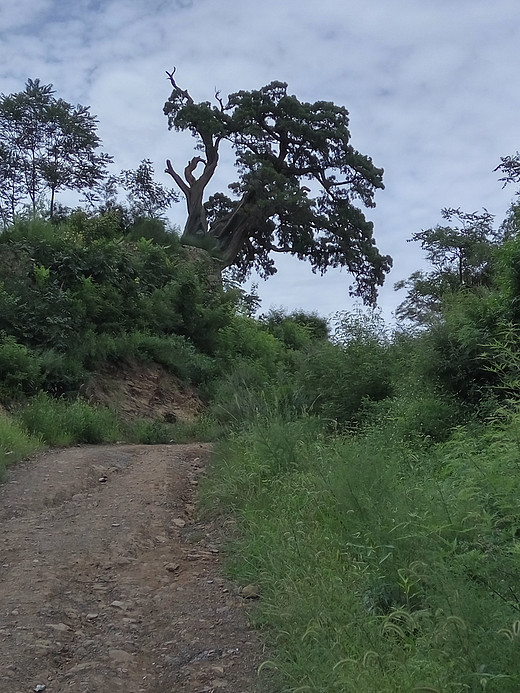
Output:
[
  {"left": 208, "top": 360, "right": 289, "bottom": 428},
  {"left": 127, "top": 415, "right": 217, "bottom": 444},
  {"left": 125, "top": 218, "right": 182, "bottom": 248},
  {"left": 425, "top": 289, "right": 499, "bottom": 406},
  {"left": 261, "top": 308, "right": 329, "bottom": 350},
  {"left": 215, "top": 315, "right": 286, "bottom": 371},
  {"left": 293, "top": 337, "right": 392, "bottom": 427},
  {"left": 0, "top": 216, "right": 234, "bottom": 373},
  {"left": 38, "top": 349, "right": 86, "bottom": 396},
  {"left": 0, "top": 334, "right": 43, "bottom": 400},
  {"left": 114, "top": 332, "right": 216, "bottom": 386}
]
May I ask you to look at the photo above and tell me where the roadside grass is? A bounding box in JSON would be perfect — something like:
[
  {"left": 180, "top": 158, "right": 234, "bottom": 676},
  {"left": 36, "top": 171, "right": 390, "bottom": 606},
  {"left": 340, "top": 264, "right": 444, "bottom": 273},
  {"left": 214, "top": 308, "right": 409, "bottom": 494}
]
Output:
[
  {"left": 126, "top": 414, "right": 218, "bottom": 445},
  {"left": 201, "top": 412, "right": 520, "bottom": 693},
  {"left": 18, "top": 392, "right": 122, "bottom": 446},
  {"left": 3, "top": 392, "right": 216, "bottom": 457},
  {"left": 0, "top": 411, "right": 42, "bottom": 479}
]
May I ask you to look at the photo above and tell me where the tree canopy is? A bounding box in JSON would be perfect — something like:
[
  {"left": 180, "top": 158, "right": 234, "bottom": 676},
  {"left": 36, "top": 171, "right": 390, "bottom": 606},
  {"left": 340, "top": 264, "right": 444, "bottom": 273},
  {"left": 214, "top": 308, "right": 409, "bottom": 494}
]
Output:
[
  {"left": 0, "top": 79, "right": 112, "bottom": 223},
  {"left": 163, "top": 71, "right": 392, "bottom": 304}
]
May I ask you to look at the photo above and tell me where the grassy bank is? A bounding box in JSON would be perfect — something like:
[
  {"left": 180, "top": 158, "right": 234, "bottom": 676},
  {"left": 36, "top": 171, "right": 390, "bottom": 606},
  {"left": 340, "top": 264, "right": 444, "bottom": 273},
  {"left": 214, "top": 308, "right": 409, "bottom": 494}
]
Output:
[
  {"left": 202, "top": 412, "right": 520, "bottom": 692},
  {"left": 0, "top": 392, "right": 213, "bottom": 480}
]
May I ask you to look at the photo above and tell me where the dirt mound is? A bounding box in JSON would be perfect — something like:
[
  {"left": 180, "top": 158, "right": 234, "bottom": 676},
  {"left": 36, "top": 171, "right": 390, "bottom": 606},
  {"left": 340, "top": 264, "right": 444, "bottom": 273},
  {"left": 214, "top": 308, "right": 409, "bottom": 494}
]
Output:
[{"left": 85, "top": 361, "right": 205, "bottom": 424}]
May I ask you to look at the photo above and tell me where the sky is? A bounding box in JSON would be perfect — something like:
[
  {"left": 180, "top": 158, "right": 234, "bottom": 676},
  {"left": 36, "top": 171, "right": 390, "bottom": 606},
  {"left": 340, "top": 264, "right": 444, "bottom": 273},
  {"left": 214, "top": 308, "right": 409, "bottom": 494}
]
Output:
[{"left": 1, "top": 0, "right": 519, "bottom": 323}]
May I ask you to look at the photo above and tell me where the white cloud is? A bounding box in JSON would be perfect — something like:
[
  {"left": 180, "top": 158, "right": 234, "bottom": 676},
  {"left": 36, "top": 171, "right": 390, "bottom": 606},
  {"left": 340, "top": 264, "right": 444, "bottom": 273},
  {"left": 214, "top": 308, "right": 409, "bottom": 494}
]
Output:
[{"left": 0, "top": 0, "right": 53, "bottom": 31}]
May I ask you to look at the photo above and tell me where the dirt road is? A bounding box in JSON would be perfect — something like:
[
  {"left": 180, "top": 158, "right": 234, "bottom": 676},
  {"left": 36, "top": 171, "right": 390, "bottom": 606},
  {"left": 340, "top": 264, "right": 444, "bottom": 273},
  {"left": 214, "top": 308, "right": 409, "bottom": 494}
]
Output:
[{"left": 0, "top": 444, "right": 262, "bottom": 692}]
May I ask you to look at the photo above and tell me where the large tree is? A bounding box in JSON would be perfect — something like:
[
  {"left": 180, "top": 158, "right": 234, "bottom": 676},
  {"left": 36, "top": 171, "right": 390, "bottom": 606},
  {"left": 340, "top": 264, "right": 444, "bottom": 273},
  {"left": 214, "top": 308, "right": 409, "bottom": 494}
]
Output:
[
  {"left": 0, "top": 79, "right": 112, "bottom": 221},
  {"left": 163, "top": 71, "right": 391, "bottom": 304}
]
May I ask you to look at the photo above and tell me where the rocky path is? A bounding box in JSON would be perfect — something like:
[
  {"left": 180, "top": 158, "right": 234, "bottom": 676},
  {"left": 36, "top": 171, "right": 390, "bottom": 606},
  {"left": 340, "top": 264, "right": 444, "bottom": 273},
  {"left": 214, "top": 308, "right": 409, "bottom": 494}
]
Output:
[{"left": 0, "top": 444, "right": 262, "bottom": 692}]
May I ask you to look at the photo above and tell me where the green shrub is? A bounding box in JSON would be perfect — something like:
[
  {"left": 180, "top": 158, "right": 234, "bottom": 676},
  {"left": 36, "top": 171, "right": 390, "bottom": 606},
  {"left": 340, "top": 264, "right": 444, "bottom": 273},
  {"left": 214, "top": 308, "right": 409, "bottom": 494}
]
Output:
[
  {"left": 38, "top": 349, "right": 86, "bottom": 396},
  {"left": 208, "top": 359, "right": 296, "bottom": 429},
  {"left": 127, "top": 415, "right": 217, "bottom": 445},
  {"left": 293, "top": 338, "right": 392, "bottom": 427},
  {"left": 66, "top": 209, "right": 124, "bottom": 243},
  {"left": 216, "top": 315, "right": 286, "bottom": 371},
  {"left": 125, "top": 218, "right": 182, "bottom": 247},
  {"left": 118, "top": 332, "right": 216, "bottom": 385},
  {"left": 365, "top": 382, "right": 463, "bottom": 443},
  {"left": 261, "top": 308, "right": 329, "bottom": 349},
  {"left": 284, "top": 309, "right": 395, "bottom": 428},
  {"left": 73, "top": 331, "right": 215, "bottom": 387},
  {"left": 0, "top": 216, "right": 234, "bottom": 367},
  {"left": 127, "top": 418, "right": 176, "bottom": 444},
  {"left": 0, "top": 334, "right": 43, "bottom": 400}
]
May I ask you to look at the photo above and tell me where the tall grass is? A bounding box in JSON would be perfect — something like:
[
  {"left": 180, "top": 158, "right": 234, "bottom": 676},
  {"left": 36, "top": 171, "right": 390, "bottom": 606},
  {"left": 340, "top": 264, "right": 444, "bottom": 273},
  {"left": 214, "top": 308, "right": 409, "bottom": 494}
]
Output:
[
  {"left": 0, "top": 411, "right": 41, "bottom": 479},
  {"left": 18, "top": 392, "right": 121, "bottom": 446},
  {"left": 13, "top": 392, "right": 215, "bottom": 448},
  {"left": 126, "top": 414, "right": 218, "bottom": 445},
  {"left": 202, "top": 412, "right": 520, "bottom": 692}
]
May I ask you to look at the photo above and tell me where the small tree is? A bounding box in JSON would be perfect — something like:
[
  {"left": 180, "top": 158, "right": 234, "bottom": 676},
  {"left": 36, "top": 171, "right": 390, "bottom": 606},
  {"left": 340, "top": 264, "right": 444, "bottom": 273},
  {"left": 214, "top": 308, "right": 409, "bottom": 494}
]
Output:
[
  {"left": 0, "top": 79, "right": 112, "bottom": 221},
  {"left": 119, "top": 159, "right": 178, "bottom": 220},
  {"left": 163, "top": 71, "right": 391, "bottom": 304},
  {"left": 0, "top": 143, "right": 25, "bottom": 226},
  {"left": 395, "top": 208, "right": 497, "bottom": 325}
]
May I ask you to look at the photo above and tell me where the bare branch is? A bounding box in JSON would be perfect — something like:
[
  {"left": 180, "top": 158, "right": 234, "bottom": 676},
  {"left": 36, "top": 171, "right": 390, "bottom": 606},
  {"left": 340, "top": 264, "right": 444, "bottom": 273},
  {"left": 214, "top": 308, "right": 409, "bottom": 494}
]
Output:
[
  {"left": 215, "top": 89, "right": 226, "bottom": 112},
  {"left": 268, "top": 243, "right": 293, "bottom": 253},
  {"left": 165, "top": 159, "right": 189, "bottom": 196},
  {"left": 165, "top": 68, "right": 193, "bottom": 104}
]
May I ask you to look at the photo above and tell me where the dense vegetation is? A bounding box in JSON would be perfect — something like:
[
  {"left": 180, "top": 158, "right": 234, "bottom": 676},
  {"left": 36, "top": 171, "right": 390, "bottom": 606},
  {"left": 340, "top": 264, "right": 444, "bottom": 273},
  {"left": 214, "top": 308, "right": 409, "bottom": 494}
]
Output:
[
  {"left": 199, "top": 193, "right": 520, "bottom": 693},
  {"left": 2, "top": 78, "right": 520, "bottom": 692}
]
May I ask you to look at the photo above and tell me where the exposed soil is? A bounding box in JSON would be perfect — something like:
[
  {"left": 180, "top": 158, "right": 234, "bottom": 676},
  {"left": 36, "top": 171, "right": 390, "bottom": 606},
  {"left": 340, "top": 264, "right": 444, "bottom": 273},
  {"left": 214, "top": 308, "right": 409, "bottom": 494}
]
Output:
[
  {"left": 84, "top": 361, "right": 205, "bottom": 424},
  {"left": 0, "top": 443, "right": 263, "bottom": 692}
]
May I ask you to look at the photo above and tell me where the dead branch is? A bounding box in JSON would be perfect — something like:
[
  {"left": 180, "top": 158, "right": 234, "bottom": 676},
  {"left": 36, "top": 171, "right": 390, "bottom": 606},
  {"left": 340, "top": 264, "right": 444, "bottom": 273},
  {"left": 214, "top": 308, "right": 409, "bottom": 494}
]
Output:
[
  {"left": 165, "top": 68, "right": 193, "bottom": 104},
  {"left": 215, "top": 89, "right": 226, "bottom": 112}
]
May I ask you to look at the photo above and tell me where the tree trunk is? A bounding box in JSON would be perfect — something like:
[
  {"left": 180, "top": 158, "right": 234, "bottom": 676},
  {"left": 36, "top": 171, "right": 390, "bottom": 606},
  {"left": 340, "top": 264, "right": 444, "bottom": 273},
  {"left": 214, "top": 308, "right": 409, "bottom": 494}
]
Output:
[
  {"left": 181, "top": 178, "right": 209, "bottom": 239},
  {"left": 208, "top": 189, "right": 257, "bottom": 267},
  {"left": 166, "top": 154, "right": 218, "bottom": 242}
]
